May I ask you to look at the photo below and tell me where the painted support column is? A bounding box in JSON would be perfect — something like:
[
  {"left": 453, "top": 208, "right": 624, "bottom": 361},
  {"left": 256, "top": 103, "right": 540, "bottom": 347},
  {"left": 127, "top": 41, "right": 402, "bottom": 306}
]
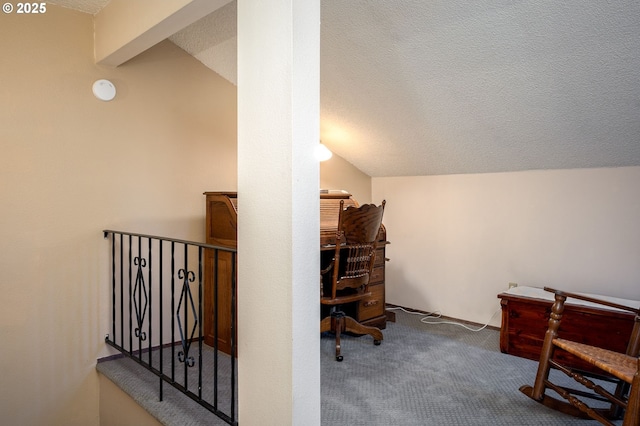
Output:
[{"left": 237, "top": 1, "right": 321, "bottom": 425}]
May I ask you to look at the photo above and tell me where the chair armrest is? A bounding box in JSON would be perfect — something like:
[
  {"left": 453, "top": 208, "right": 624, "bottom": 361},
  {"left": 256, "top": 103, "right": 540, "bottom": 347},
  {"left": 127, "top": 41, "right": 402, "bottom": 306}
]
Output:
[
  {"left": 544, "top": 287, "right": 640, "bottom": 315},
  {"left": 320, "top": 260, "right": 335, "bottom": 276}
]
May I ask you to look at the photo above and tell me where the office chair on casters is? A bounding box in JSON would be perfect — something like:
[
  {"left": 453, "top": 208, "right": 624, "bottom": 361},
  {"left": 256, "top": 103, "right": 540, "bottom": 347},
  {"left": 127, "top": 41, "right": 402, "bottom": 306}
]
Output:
[
  {"left": 320, "top": 199, "right": 386, "bottom": 362},
  {"left": 520, "top": 287, "right": 640, "bottom": 426}
]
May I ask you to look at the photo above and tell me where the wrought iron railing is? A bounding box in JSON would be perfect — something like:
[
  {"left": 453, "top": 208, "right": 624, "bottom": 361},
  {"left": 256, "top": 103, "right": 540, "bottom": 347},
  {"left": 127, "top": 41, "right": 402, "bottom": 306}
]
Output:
[{"left": 102, "top": 230, "right": 237, "bottom": 425}]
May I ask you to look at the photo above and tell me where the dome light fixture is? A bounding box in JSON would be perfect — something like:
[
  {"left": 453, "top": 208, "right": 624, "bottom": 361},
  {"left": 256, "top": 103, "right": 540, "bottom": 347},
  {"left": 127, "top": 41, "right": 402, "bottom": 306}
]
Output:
[
  {"left": 314, "top": 143, "right": 333, "bottom": 162},
  {"left": 92, "top": 79, "right": 116, "bottom": 101}
]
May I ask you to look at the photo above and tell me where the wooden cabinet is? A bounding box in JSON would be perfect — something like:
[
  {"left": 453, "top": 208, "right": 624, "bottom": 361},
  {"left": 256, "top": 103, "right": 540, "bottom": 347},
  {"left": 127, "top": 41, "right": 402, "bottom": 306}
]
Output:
[
  {"left": 203, "top": 192, "right": 237, "bottom": 355},
  {"left": 204, "top": 191, "right": 390, "bottom": 354},
  {"left": 356, "top": 232, "right": 388, "bottom": 328}
]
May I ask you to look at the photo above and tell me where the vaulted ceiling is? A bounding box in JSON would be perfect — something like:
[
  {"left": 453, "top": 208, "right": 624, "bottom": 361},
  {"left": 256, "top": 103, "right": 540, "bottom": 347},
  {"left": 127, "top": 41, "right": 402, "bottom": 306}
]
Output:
[{"left": 49, "top": 0, "right": 640, "bottom": 177}]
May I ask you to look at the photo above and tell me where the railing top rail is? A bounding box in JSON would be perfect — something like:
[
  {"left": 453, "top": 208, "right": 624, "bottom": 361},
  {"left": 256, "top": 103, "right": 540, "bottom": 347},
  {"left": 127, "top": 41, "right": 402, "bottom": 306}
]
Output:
[{"left": 103, "top": 229, "right": 236, "bottom": 253}]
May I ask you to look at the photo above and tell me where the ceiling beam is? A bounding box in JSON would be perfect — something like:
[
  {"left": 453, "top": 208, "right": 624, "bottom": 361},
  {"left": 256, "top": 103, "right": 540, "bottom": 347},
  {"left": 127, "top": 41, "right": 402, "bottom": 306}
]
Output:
[{"left": 95, "top": 0, "right": 232, "bottom": 67}]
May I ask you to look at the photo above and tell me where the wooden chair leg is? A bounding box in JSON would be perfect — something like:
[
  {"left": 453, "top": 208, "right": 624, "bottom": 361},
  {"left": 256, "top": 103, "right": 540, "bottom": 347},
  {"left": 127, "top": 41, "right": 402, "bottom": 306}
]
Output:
[
  {"left": 611, "top": 380, "right": 630, "bottom": 419},
  {"left": 533, "top": 293, "right": 566, "bottom": 398},
  {"left": 320, "top": 316, "right": 332, "bottom": 334},
  {"left": 623, "top": 360, "right": 639, "bottom": 426},
  {"left": 343, "top": 315, "right": 383, "bottom": 344},
  {"left": 520, "top": 292, "right": 590, "bottom": 418},
  {"left": 332, "top": 312, "right": 344, "bottom": 362},
  {"left": 322, "top": 310, "right": 383, "bottom": 362}
]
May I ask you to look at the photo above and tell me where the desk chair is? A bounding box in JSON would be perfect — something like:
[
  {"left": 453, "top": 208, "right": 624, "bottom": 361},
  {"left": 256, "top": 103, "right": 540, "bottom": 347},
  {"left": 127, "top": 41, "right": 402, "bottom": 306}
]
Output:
[
  {"left": 320, "top": 200, "right": 385, "bottom": 361},
  {"left": 520, "top": 287, "right": 640, "bottom": 426}
]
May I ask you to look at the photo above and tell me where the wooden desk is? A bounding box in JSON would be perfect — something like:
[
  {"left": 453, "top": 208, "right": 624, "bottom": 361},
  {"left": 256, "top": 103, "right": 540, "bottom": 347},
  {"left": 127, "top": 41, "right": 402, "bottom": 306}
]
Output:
[{"left": 203, "top": 191, "right": 390, "bottom": 354}]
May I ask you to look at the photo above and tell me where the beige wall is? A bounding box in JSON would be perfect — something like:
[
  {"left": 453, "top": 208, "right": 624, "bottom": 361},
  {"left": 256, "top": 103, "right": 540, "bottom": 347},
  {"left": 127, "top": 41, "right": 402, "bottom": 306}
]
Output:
[
  {"left": 0, "top": 5, "right": 369, "bottom": 425},
  {"left": 373, "top": 167, "right": 640, "bottom": 327},
  {"left": 320, "top": 153, "right": 372, "bottom": 204},
  {"left": 0, "top": 6, "right": 238, "bottom": 426},
  {"left": 99, "top": 375, "right": 162, "bottom": 426}
]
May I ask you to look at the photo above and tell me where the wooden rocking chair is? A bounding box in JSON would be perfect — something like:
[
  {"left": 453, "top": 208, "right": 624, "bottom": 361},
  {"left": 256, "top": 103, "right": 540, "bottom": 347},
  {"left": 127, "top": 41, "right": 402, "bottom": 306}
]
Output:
[
  {"left": 320, "top": 200, "right": 385, "bottom": 361},
  {"left": 520, "top": 287, "right": 640, "bottom": 426}
]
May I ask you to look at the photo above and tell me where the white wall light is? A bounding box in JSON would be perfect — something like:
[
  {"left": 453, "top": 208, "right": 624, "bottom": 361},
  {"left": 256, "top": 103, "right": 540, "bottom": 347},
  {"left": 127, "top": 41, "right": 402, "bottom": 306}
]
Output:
[
  {"left": 92, "top": 79, "right": 116, "bottom": 101},
  {"left": 314, "top": 143, "right": 333, "bottom": 162}
]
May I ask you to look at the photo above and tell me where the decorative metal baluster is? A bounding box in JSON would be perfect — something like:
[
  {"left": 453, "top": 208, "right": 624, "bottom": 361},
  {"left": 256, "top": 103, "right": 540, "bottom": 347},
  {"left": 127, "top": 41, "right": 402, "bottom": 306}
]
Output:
[
  {"left": 147, "top": 237, "right": 153, "bottom": 366},
  {"left": 133, "top": 256, "right": 148, "bottom": 341},
  {"left": 171, "top": 242, "right": 175, "bottom": 382},
  {"left": 230, "top": 250, "right": 237, "bottom": 424},
  {"left": 102, "top": 230, "right": 237, "bottom": 425},
  {"left": 213, "top": 248, "right": 219, "bottom": 410},
  {"left": 177, "top": 268, "right": 198, "bottom": 368},
  {"left": 198, "top": 246, "right": 204, "bottom": 399},
  {"left": 159, "top": 241, "right": 164, "bottom": 401},
  {"left": 119, "top": 233, "right": 124, "bottom": 349},
  {"left": 128, "top": 236, "right": 133, "bottom": 353},
  {"left": 110, "top": 232, "right": 116, "bottom": 343}
]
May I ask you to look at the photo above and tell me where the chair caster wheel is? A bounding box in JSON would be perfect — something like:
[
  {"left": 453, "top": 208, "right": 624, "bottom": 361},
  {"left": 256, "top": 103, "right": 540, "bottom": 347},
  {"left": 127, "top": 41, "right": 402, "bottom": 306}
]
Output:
[
  {"left": 336, "top": 355, "right": 343, "bottom": 362},
  {"left": 374, "top": 340, "right": 381, "bottom": 346}
]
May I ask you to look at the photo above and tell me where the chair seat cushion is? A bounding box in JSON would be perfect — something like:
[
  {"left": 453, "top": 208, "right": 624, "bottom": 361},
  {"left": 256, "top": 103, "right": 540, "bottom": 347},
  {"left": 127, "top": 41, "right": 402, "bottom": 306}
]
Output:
[{"left": 553, "top": 338, "right": 637, "bottom": 383}]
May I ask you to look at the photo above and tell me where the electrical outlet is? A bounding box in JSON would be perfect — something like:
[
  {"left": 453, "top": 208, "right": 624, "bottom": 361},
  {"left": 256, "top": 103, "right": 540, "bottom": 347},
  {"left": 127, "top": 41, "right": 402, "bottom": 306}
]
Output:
[{"left": 508, "top": 282, "right": 518, "bottom": 289}]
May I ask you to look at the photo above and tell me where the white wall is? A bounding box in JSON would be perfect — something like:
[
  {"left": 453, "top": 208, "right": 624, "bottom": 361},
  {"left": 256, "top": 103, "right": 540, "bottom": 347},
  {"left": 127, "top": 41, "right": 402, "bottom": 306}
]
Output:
[{"left": 373, "top": 167, "right": 640, "bottom": 327}]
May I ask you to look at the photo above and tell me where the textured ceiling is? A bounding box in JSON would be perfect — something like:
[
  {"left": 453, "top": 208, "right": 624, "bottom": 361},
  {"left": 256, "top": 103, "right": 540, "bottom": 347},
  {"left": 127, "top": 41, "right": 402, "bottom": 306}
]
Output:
[{"left": 49, "top": 0, "right": 640, "bottom": 177}]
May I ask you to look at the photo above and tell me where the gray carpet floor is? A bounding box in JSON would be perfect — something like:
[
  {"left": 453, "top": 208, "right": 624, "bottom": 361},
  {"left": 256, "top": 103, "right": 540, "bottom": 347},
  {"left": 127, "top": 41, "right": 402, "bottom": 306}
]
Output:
[
  {"left": 321, "top": 309, "right": 616, "bottom": 425},
  {"left": 98, "top": 309, "right": 620, "bottom": 425}
]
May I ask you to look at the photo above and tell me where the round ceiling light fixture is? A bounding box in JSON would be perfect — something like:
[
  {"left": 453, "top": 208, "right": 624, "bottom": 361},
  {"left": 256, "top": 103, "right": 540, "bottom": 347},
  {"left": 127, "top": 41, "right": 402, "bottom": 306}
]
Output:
[
  {"left": 315, "top": 143, "right": 333, "bottom": 162},
  {"left": 92, "top": 79, "right": 116, "bottom": 101}
]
